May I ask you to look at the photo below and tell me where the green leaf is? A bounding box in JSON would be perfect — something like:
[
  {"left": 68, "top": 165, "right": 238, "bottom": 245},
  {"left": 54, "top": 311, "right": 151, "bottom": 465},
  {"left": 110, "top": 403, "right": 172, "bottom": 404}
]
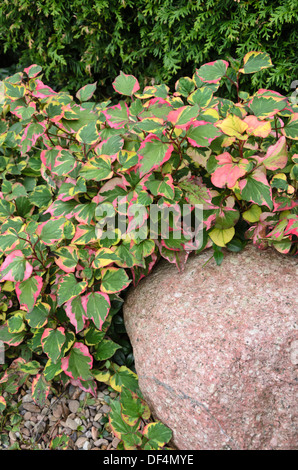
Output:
[
  {"left": 7, "top": 311, "right": 25, "bottom": 333},
  {"left": 82, "top": 292, "right": 111, "bottom": 330},
  {"left": 28, "top": 185, "right": 52, "bottom": 208},
  {"left": 112, "top": 72, "right": 140, "bottom": 96},
  {"left": 239, "top": 171, "right": 273, "bottom": 210},
  {"left": 62, "top": 342, "right": 93, "bottom": 381},
  {"left": 41, "top": 327, "right": 66, "bottom": 363},
  {"left": 0, "top": 250, "right": 33, "bottom": 282},
  {"left": 109, "top": 366, "right": 139, "bottom": 392},
  {"left": 15, "top": 275, "right": 43, "bottom": 311},
  {"left": 76, "top": 82, "right": 97, "bottom": 102},
  {"left": 57, "top": 273, "right": 87, "bottom": 306},
  {"left": 195, "top": 60, "right": 229, "bottom": 84},
  {"left": 79, "top": 156, "right": 112, "bottom": 181},
  {"left": 26, "top": 302, "right": 50, "bottom": 329},
  {"left": 120, "top": 388, "right": 150, "bottom": 426},
  {"left": 32, "top": 374, "right": 50, "bottom": 407},
  {"left": 282, "top": 113, "right": 298, "bottom": 140},
  {"left": 239, "top": 51, "right": 273, "bottom": 74},
  {"left": 0, "top": 323, "right": 25, "bottom": 346},
  {"left": 36, "top": 217, "right": 65, "bottom": 245},
  {"left": 0, "top": 396, "right": 7, "bottom": 412},
  {"left": 76, "top": 121, "right": 99, "bottom": 145},
  {"left": 50, "top": 434, "right": 70, "bottom": 450},
  {"left": 138, "top": 135, "right": 173, "bottom": 177},
  {"left": 101, "top": 268, "right": 131, "bottom": 294},
  {"left": 109, "top": 400, "right": 142, "bottom": 450},
  {"left": 94, "top": 339, "right": 121, "bottom": 361},
  {"left": 142, "top": 422, "right": 172, "bottom": 448}
]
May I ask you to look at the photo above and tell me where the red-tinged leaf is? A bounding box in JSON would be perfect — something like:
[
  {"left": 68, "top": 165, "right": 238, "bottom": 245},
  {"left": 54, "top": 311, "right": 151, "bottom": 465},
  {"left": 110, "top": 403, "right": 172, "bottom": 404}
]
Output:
[
  {"left": 195, "top": 60, "right": 229, "bottom": 84},
  {"left": 273, "top": 196, "right": 297, "bottom": 212},
  {"left": 167, "top": 105, "right": 199, "bottom": 129},
  {"left": 266, "top": 218, "right": 288, "bottom": 240},
  {"left": 69, "top": 378, "right": 97, "bottom": 397},
  {"left": 0, "top": 230, "right": 20, "bottom": 254},
  {"left": 24, "top": 64, "right": 42, "bottom": 78},
  {"left": 15, "top": 275, "right": 43, "bottom": 312},
  {"left": 64, "top": 296, "right": 87, "bottom": 333},
  {"left": 112, "top": 72, "right": 140, "bottom": 96},
  {"left": 54, "top": 246, "right": 78, "bottom": 273},
  {"left": 102, "top": 102, "right": 130, "bottom": 129},
  {"left": 71, "top": 224, "right": 98, "bottom": 245},
  {"left": 61, "top": 342, "right": 93, "bottom": 381},
  {"left": 137, "top": 134, "right": 174, "bottom": 177},
  {"left": 243, "top": 115, "right": 271, "bottom": 138},
  {"left": 0, "top": 250, "right": 33, "bottom": 282},
  {"left": 81, "top": 292, "right": 110, "bottom": 330},
  {"left": 31, "top": 79, "right": 57, "bottom": 99},
  {"left": 140, "top": 97, "right": 172, "bottom": 122},
  {"left": 284, "top": 217, "right": 298, "bottom": 237},
  {"left": 76, "top": 82, "right": 97, "bottom": 102},
  {"left": 261, "top": 136, "right": 288, "bottom": 170},
  {"left": 32, "top": 374, "right": 50, "bottom": 407},
  {"left": 20, "top": 121, "right": 46, "bottom": 154},
  {"left": 41, "top": 327, "right": 66, "bottom": 363},
  {"left": 0, "top": 323, "right": 25, "bottom": 346},
  {"left": 248, "top": 90, "right": 287, "bottom": 120},
  {"left": 211, "top": 152, "right": 251, "bottom": 189},
  {"left": 0, "top": 396, "right": 6, "bottom": 412}
]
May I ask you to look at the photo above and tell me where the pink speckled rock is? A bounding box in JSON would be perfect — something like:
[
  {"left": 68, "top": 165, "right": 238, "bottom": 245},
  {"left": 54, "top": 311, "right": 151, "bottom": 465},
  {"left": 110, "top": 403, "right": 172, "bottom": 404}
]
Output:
[{"left": 124, "top": 245, "right": 298, "bottom": 450}]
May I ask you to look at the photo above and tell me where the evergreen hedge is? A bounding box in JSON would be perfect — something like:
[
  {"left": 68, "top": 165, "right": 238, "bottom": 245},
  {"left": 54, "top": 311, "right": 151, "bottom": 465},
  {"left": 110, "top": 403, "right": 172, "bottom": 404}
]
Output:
[{"left": 0, "top": 0, "right": 297, "bottom": 98}]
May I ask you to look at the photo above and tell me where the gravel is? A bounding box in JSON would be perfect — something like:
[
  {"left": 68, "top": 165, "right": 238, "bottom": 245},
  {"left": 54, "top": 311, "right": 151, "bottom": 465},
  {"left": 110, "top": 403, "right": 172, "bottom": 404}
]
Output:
[{"left": 0, "top": 382, "right": 120, "bottom": 450}]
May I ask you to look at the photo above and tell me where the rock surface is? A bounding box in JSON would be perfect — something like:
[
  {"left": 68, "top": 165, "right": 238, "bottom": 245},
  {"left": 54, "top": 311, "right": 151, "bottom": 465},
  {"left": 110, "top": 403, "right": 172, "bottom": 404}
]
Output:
[{"left": 124, "top": 245, "right": 298, "bottom": 450}]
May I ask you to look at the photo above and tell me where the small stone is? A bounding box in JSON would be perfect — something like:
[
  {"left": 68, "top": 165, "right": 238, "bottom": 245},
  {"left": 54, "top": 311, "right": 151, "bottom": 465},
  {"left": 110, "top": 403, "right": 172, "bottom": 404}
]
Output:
[
  {"left": 71, "top": 388, "right": 81, "bottom": 400},
  {"left": 83, "top": 441, "right": 91, "bottom": 451},
  {"left": 52, "top": 404, "right": 63, "bottom": 418},
  {"left": 109, "top": 392, "right": 117, "bottom": 398},
  {"left": 22, "top": 394, "right": 33, "bottom": 403},
  {"left": 94, "top": 438, "right": 109, "bottom": 448},
  {"left": 22, "top": 403, "right": 40, "bottom": 413},
  {"left": 79, "top": 392, "right": 86, "bottom": 401},
  {"left": 74, "top": 417, "right": 82, "bottom": 426},
  {"left": 9, "top": 431, "right": 17, "bottom": 442},
  {"left": 91, "top": 427, "right": 98, "bottom": 441},
  {"left": 112, "top": 437, "right": 121, "bottom": 448},
  {"left": 65, "top": 417, "right": 78, "bottom": 431},
  {"left": 24, "top": 421, "right": 34, "bottom": 429},
  {"left": 23, "top": 412, "right": 32, "bottom": 420},
  {"left": 20, "top": 428, "right": 30, "bottom": 437},
  {"left": 94, "top": 413, "right": 103, "bottom": 422},
  {"left": 75, "top": 436, "right": 88, "bottom": 449},
  {"left": 100, "top": 404, "right": 111, "bottom": 414},
  {"left": 68, "top": 400, "right": 80, "bottom": 414}
]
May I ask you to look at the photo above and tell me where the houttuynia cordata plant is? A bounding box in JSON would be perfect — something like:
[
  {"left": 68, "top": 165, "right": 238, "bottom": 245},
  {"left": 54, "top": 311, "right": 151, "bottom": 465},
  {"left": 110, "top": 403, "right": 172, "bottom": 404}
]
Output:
[{"left": 0, "top": 51, "right": 297, "bottom": 449}]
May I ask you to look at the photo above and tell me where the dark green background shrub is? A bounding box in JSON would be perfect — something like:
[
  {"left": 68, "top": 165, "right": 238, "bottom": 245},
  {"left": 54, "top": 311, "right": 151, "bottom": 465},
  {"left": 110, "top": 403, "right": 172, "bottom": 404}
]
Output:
[{"left": 0, "top": 0, "right": 297, "bottom": 98}]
